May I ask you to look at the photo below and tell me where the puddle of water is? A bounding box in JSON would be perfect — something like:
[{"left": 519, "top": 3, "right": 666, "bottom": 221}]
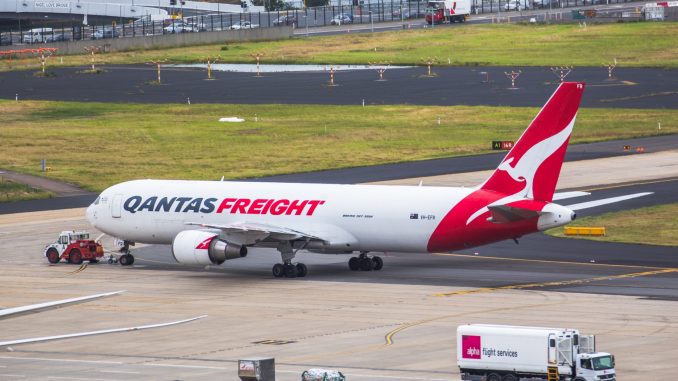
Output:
[{"left": 170, "top": 63, "right": 411, "bottom": 73}]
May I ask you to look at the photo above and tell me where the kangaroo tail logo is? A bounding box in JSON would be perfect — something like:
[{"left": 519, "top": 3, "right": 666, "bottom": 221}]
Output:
[{"left": 481, "top": 82, "right": 584, "bottom": 203}]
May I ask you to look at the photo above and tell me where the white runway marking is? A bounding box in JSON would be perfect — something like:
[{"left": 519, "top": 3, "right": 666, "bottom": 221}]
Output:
[
  {"left": 0, "top": 356, "right": 122, "bottom": 365},
  {"left": 143, "top": 363, "right": 228, "bottom": 370},
  {"left": 48, "top": 377, "right": 121, "bottom": 381}
]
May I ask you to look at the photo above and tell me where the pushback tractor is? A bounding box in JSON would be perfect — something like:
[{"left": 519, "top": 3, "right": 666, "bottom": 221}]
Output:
[{"left": 45, "top": 231, "right": 104, "bottom": 265}]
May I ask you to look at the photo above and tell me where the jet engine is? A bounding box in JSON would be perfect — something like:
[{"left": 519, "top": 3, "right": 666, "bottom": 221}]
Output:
[{"left": 171, "top": 230, "right": 247, "bottom": 265}]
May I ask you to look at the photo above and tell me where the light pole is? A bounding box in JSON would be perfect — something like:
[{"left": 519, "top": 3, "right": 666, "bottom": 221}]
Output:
[{"left": 369, "top": 10, "right": 373, "bottom": 32}]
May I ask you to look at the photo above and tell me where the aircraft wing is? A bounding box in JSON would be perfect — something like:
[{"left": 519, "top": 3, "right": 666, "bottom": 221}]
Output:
[
  {"left": 0, "top": 291, "right": 125, "bottom": 321},
  {"left": 186, "top": 221, "right": 329, "bottom": 245}
]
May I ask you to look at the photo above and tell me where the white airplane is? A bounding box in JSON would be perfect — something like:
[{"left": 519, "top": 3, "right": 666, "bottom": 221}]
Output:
[{"left": 86, "top": 82, "right": 651, "bottom": 277}]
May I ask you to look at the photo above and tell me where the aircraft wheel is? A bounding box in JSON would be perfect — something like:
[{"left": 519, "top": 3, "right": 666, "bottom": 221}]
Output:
[
  {"left": 272, "top": 263, "right": 285, "bottom": 278},
  {"left": 359, "top": 256, "right": 373, "bottom": 271},
  {"left": 502, "top": 373, "right": 518, "bottom": 381},
  {"left": 348, "top": 257, "right": 360, "bottom": 271},
  {"left": 46, "top": 248, "right": 60, "bottom": 264},
  {"left": 284, "top": 263, "right": 297, "bottom": 278},
  {"left": 487, "top": 373, "right": 501, "bottom": 381},
  {"left": 372, "top": 256, "right": 383, "bottom": 271},
  {"left": 127, "top": 254, "right": 135, "bottom": 265},
  {"left": 69, "top": 249, "right": 83, "bottom": 265},
  {"left": 296, "top": 263, "right": 308, "bottom": 278},
  {"left": 119, "top": 254, "right": 130, "bottom": 266}
]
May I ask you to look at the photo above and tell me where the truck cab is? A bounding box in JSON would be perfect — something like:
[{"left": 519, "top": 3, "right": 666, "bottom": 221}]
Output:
[
  {"left": 425, "top": 0, "right": 470, "bottom": 24},
  {"left": 576, "top": 352, "right": 616, "bottom": 381}
]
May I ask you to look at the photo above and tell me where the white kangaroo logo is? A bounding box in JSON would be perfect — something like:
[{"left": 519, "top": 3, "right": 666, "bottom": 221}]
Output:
[{"left": 466, "top": 116, "right": 576, "bottom": 225}]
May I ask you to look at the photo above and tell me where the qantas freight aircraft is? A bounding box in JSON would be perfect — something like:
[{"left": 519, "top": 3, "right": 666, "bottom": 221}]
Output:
[{"left": 85, "top": 82, "right": 648, "bottom": 277}]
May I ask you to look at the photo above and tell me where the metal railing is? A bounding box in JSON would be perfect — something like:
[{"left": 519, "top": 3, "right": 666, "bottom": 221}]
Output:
[{"left": 0, "top": 0, "right": 644, "bottom": 47}]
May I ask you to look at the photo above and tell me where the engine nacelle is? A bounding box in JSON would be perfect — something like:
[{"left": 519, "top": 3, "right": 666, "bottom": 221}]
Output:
[{"left": 171, "top": 230, "right": 247, "bottom": 265}]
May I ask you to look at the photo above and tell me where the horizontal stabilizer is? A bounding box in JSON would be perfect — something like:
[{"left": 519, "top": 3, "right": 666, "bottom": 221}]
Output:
[
  {"left": 565, "top": 192, "right": 653, "bottom": 211},
  {"left": 552, "top": 191, "right": 591, "bottom": 201},
  {"left": 487, "top": 204, "right": 541, "bottom": 223}
]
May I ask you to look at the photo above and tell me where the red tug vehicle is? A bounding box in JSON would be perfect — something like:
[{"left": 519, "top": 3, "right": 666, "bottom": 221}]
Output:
[{"left": 45, "top": 231, "right": 104, "bottom": 264}]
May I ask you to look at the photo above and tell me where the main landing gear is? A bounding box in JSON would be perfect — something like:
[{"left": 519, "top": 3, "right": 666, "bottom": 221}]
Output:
[
  {"left": 348, "top": 252, "right": 383, "bottom": 272},
  {"left": 272, "top": 242, "right": 307, "bottom": 278}
]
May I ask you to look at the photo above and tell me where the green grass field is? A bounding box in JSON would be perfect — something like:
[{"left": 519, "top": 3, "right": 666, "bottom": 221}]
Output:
[
  {"left": 547, "top": 203, "right": 678, "bottom": 246},
  {"left": 0, "top": 100, "right": 675, "bottom": 191},
  {"left": 2, "top": 23, "right": 677, "bottom": 70},
  {"left": 0, "top": 178, "right": 53, "bottom": 202}
]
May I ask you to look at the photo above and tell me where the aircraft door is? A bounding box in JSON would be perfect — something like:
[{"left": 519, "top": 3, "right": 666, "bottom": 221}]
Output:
[
  {"left": 111, "top": 194, "right": 122, "bottom": 218},
  {"left": 548, "top": 334, "right": 557, "bottom": 364}
]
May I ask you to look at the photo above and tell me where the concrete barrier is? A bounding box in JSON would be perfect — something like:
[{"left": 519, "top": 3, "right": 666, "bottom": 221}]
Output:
[
  {"left": 564, "top": 226, "right": 606, "bottom": 236},
  {"left": 0, "top": 26, "right": 293, "bottom": 56}
]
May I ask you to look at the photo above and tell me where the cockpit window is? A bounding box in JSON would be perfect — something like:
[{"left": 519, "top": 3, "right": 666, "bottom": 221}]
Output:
[{"left": 93, "top": 197, "right": 100, "bottom": 205}]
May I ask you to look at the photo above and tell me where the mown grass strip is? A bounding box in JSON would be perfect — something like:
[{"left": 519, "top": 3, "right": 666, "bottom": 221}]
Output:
[
  {"left": 1, "top": 100, "right": 675, "bottom": 191},
  {"left": 547, "top": 203, "right": 678, "bottom": 247},
  {"left": 0, "top": 177, "right": 53, "bottom": 202},
  {"left": 2, "top": 23, "right": 677, "bottom": 70}
]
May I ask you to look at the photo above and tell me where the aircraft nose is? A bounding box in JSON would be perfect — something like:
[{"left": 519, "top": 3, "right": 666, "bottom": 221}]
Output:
[{"left": 86, "top": 202, "right": 97, "bottom": 227}]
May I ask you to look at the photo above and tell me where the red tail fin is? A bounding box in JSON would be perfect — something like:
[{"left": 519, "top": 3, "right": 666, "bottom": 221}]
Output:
[{"left": 481, "top": 82, "right": 585, "bottom": 202}]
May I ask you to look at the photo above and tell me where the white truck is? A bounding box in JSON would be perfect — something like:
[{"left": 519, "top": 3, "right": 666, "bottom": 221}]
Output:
[
  {"left": 457, "top": 324, "right": 616, "bottom": 381},
  {"left": 425, "top": 0, "right": 471, "bottom": 24}
]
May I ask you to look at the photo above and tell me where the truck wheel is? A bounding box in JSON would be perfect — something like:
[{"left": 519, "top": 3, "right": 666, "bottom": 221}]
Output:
[
  {"left": 502, "top": 374, "right": 518, "bottom": 381},
  {"left": 487, "top": 373, "right": 501, "bottom": 381},
  {"left": 69, "top": 249, "right": 83, "bottom": 265},
  {"left": 46, "top": 248, "right": 60, "bottom": 264}
]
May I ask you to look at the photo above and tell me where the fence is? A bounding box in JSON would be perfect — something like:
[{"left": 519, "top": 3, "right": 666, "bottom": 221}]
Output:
[{"left": 0, "top": 0, "right": 647, "bottom": 47}]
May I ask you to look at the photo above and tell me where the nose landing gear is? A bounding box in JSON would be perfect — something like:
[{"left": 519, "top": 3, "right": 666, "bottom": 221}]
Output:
[{"left": 348, "top": 252, "right": 383, "bottom": 271}]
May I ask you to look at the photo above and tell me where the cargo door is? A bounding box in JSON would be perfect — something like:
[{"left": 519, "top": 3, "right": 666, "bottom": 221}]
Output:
[
  {"left": 548, "top": 334, "right": 557, "bottom": 364},
  {"left": 111, "top": 194, "right": 122, "bottom": 218},
  {"left": 557, "top": 337, "right": 573, "bottom": 366}
]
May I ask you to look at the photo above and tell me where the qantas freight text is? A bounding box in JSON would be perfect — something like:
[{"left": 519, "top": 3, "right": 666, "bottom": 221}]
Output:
[{"left": 123, "top": 196, "right": 326, "bottom": 216}]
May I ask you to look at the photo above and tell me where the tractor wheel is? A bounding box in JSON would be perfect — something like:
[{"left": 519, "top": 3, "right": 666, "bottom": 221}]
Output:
[
  {"left": 46, "top": 248, "right": 60, "bottom": 264},
  {"left": 69, "top": 249, "right": 83, "bottom": 265}
]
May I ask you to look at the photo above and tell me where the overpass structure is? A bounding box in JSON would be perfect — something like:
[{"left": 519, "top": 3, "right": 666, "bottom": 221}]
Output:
[{"left": 0, "top": 0, "right": 258, "bottom": 28}]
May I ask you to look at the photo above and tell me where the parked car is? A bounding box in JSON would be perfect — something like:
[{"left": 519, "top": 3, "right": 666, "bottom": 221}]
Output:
[
  {"left": 273, "top": 15, "right": 297, "bottom": 26},
  {"left": 23, "top": 28, "right": 53, "bottom": 44},
  {"left": 229, "top": 20, "right": 259, "bottom": 30},
  {"left": 532, "top": 0, "right": 559, "bottom": 8},
  {"left": 0, "top": 34, "right": 12, "bottom": 46},
  {"left": 330, "top": 14, "right": 353, "bottom": 25},
  {"left": 92, "top": 29, "right": 119, "bottom": 39},
  {"left": 162, "top": 23, "right": 195, "bottom": 34},
  {"left": 45, "top": 34, "right": 68, "bottom": 43},
  {"left": 504, "top": 0, "right": 530, "bottom": 10}
]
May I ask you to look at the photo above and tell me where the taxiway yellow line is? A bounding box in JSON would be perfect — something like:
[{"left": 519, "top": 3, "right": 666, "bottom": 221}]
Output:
[
  {"left": 433, "top": 252, "right": 674, "bottom": 270},
  {"left": 384, "top": 269, "right": 677, "bottom": 346},
  {"left": 433, "top": 268, "right": 678, "bottom": 297},
  {"left": 65, "top": 263, "right": 88, "bottom": 275}
]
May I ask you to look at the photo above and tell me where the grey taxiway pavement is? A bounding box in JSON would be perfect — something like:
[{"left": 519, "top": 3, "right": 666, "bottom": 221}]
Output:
[
  {"left": 1, "top": 64, "right": 676, "bottom": 109},
  {"left": 1, "top": 134, "right": 676, "bottom": 214}
]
